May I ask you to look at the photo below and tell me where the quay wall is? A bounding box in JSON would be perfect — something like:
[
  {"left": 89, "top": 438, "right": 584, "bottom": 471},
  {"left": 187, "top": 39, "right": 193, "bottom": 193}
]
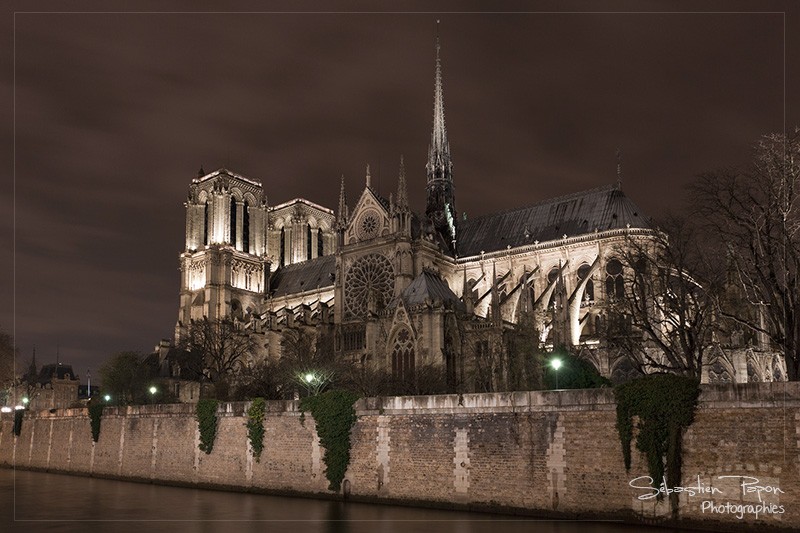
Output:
[{"left": 1, "top": 383, "right": 799, "bottom": 531}]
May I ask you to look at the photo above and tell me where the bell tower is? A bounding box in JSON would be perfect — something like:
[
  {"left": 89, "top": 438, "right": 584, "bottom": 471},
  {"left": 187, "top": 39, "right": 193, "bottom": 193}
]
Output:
[{"left": 176, "top": 168, "right": 269, "bottom": 341}]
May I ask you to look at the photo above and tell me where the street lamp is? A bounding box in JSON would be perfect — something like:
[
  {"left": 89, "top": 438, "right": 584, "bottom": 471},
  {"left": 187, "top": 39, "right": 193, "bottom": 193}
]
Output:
[
  {"left": 103, "top": 394, "right": 111, "bottom": 403},
  {"left": 551, "top": 358, "right": 563, "bottom": 390},
  {"left": 304, "top": 373, "right": 315, "bottom": 384},
  {"left": 21, "top": 397, "right": 29, "bottom": 406},
  {"left": 149, "top": 386, "right": 157, "bottom": 404}
]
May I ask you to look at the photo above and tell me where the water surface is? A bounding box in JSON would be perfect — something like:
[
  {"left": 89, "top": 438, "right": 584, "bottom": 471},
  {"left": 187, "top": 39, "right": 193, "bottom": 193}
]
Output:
[{"left": 1, "top": 469, "right": 703, "bottom": 533}]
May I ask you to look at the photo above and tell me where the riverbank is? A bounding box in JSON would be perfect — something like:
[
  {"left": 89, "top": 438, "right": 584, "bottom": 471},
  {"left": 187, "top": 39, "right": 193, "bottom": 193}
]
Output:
[{"left": 2, "top": 383, "right": 798, "bottom": 531}]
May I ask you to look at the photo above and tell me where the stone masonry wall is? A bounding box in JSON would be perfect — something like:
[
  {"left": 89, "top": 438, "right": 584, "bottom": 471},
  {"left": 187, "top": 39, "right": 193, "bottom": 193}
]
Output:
[{"left": 1, "top": 383, "right": 798, "bottom": 531}]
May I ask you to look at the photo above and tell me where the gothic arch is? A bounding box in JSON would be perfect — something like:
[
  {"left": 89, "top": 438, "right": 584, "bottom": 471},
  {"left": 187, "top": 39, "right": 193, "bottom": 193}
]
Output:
[
  {"left": 230, "top": 298, "right": 244, "bottom": 320},
  {"left": 605, "top": 258, "right": 624, "bottom": 301},
  {"left": 609, "top": 355, "right": 641, "bottom": 384},
  {"left": 389, "top": 325, "right": 416, "bottom": 382},
  {"left": 707, "top": 348, "right": 735, "bottom": 384},
  {"left": 230, "top": 188, "right": 244, "bottom": 202},
  {"left": 577, "top": 262, "right": 594, "bottom": 303}
]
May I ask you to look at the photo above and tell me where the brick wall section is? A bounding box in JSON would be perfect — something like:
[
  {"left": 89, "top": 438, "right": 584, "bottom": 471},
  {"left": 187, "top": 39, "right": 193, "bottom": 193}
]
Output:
[
  {"left": 28, "top": 418, "right": 50, "bottom": 468},
  {"left": 154, "top": 414, "right": 195, "bottom": 483},
  {"left": 1, "top": 383, "right": 799, "bottom": 531},
  {"left": 66, "top": 415, "right": 93, "bottom": 473},
  {"left": 91, "top": 414, "right": 123, "bottom": 477},
  {"left": 251, "top": 414, "right": 327, "bottom": 493},
  {"left": 47, "top": 419, "right": 71, "bottom": 470}
]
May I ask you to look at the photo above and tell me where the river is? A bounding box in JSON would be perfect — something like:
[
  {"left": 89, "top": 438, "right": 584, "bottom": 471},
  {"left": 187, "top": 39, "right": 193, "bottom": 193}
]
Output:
[{"left": 1, "top": 469, "right": 704, "bottom": 533}]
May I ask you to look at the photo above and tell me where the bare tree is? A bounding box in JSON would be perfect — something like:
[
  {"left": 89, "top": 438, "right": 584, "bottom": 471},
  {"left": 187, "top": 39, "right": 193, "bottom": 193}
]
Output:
[
  {"left": 279, "top": 327, "right": 339, "bottom": 396},
  {"left": 232, "top": 359, "right": 287, "bottom": 400},
  {"left": 178, "top": 318, "right": 256, "bottom": 394},
  {"left": 608, "top": 218, "right": 721, "bottom": 379},
  {"left": 691, "top": 129, "right": 800, "bottom": 379}
]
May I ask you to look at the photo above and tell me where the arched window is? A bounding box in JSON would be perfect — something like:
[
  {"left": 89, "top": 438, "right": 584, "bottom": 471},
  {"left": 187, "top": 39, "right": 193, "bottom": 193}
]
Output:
[
  {"left": 307, "top": 224, "right": 312, "bottom": 261},
  {"left": 391, "top": 327, "right": 415, "bottom": 382},
  {"left": 318, "top": 228, "right": 324, "bottom": 257},
  {"left": 230, "top": 198, "right": 237, "bottom": 246},
  {"left": 203, "top": 201, "right": 209, "bottom": 245},
  {"left": 516, "top": 271, "right": 535, "bottom": 315},
  {"left": 230, "top": 299, "right": 243, "bottom": 320},
  {"left": 578, "top": 263, "right": 594, "bottom": 304},
  {"left": 243, "top": 201, "right": 250, "bottom": 253},
  {"left": 280, "top": 227, "right": 286, "bottom": 267},
  {"left": 605, "top": 259, "right": 624, "bottom": 301}
]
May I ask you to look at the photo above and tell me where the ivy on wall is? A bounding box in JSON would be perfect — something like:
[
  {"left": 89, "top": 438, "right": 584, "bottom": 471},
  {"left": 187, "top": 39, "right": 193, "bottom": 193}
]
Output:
[
  {"left": 245, "top": 398, "right": 266, "bottom": 462},
  {"left": 88, "top": 404, "right": 105, "bottom": 442},
  {"left": 196, "top": 398, "right": 219, "bottom": 454},
  {"left": 13, "top": 410, "right": 24, "bottom": 436},
  {"left": 615, "top": 374, "right": 700, "bottom": 514},
  {"left": 299, "top": 390, "right": 359, "bottom": 492}
]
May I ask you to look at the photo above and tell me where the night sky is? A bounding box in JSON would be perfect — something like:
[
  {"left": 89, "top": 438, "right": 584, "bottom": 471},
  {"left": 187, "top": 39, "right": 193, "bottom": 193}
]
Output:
[{"left": 2, "top": 1, "right": 798, "bottom": 382}]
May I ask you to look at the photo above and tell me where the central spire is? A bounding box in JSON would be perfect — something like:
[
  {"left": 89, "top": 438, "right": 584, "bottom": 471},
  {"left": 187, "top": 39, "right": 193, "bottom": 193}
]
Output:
[
  {"left": 426, "top": 22, "right": 452, "bottom": 183},
  {"left": 425, "top": 20, "right": 457, "bottom": 255}
]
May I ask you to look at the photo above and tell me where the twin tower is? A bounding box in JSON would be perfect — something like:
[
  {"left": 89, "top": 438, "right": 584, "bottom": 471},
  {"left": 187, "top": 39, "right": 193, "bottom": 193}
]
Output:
[{"left": 176, "top": 33, "right": 458, "bottom": 337}]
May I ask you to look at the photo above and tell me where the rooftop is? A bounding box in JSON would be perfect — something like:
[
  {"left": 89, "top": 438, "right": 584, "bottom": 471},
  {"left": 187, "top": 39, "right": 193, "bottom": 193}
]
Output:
[{"left": 458, "top": 184, "right": 650, "bottom": 257}]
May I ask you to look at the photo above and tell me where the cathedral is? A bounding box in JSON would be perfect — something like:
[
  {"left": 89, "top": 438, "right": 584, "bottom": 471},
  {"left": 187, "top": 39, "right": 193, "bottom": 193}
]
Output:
[{"left": 170, "top": 37, "right": 783, "bottom": 393}]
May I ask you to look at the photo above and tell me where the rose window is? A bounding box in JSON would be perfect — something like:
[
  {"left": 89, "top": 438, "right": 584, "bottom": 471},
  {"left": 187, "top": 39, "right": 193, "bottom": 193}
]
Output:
[
  {"left": 357, "top": 211, "right": 380, "bottom": 241},
  {"left": 344, "top": 253, "right": 395, "bottom": 319}
]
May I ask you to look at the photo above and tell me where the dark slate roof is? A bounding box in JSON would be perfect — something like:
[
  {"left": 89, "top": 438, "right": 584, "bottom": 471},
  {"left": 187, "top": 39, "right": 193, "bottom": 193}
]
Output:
[
  {"left": 270, "top": 255, "right": 336, "bottom": 297},
  {"left": 395, "top": 270, "right": 465, "bottom": 311},
  {"left": 457, "top": 184, "right": 650, "bottom": 257},
  {"left": 37, "top": 364, "right": 78, "bottom": 384}
]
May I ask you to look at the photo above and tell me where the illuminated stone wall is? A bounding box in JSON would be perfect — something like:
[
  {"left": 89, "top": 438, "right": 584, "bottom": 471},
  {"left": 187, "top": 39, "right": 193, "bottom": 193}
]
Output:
[{"left": 1, "top": 383, "right": 798, "bottom": 531}]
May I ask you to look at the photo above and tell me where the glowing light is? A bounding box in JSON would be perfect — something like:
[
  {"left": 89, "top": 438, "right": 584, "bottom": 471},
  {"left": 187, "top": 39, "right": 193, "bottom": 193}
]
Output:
[
  {"left": 104, "top": 395, "right": 111, "bottom": 402},
  {"left": 551, "top": 358, "right": 562, "bottom": 390},
  {"left": 304, "top": 373, "right": 315, "bottom": 383},
  {"left": 149, "top": 386, "right": 157, "bottom": 395},
  {"left": 0, "top": 406, "right": 11, "bottom": 413},
  {"left": 22, "top": 397, "right": 29, "bottom": 405}
]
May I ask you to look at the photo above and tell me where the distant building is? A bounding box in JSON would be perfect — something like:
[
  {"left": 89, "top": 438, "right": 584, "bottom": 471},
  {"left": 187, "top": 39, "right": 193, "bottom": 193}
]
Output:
[{"left": 15, "top": 362, "right": 80, "bottom": 411}]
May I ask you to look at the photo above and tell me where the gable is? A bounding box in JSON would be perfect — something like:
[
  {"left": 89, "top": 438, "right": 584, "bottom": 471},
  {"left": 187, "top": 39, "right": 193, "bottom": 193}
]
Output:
[{"left": 345, "top": 186, "right": 391, "bottom": 245}]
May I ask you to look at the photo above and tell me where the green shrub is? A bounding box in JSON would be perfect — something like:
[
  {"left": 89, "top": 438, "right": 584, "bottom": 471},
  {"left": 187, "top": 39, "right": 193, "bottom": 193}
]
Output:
[
  {"left": 615, "top": 374, "right": 700, "bottom": 513},
  {"left": 246, "top": 398, "right": 267, "bottom": 462},
  {"left": 13, "top": 410, "right": 23, "bottom": 436},
  {"left": 300, "top": 390, "right": 359, "bottom": 492},
  {"left": 196, "top": 398, "right": 219, "bottom": 454},
  {"left": 88, "top": 403, "right": 104, "bottom": 442}
]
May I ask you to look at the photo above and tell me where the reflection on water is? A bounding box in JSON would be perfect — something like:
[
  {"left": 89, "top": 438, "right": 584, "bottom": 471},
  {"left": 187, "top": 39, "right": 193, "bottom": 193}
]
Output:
[{"left": 1, "top": 469, "right": 699, "bottom": 533}]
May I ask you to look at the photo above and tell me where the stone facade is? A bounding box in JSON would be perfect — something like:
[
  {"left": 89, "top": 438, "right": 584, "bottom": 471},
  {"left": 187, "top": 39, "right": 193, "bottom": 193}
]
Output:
[
  {"left": 2, "top": 383, "right": 799, "bottom": 530},
  {"left": 166, "top": 38, "right": 781, "bottom": 392}
]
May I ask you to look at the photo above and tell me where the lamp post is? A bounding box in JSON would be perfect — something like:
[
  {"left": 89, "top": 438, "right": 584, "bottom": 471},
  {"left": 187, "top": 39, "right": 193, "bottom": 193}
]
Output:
[
  {"left": 551, "top": 358, "right": 562, "bottom": 390},
  {"left": 149, "top": 386, "right": 157, "bottom": 404}
]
